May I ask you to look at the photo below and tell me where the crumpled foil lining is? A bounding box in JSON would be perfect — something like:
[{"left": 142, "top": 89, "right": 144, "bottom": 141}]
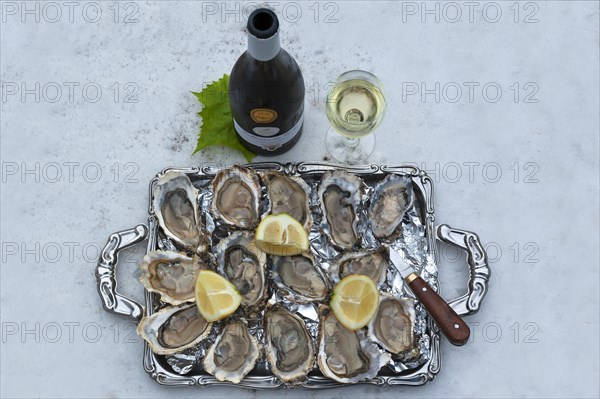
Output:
[{"left": 158, "top": 171, "right": 434, "bottom": 380}]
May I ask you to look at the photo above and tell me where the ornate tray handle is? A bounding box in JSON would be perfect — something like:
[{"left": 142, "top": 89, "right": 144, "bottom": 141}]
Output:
[
  {"left": 96, "top": 224, "right": 148, "bottom": 321},
  {"left": 436, "top": 224, "right": 491, "bottom": 316}
]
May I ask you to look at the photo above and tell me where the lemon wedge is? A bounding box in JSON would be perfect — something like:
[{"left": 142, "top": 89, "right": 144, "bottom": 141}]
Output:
[
  {"left": 195, "top": 270, "right": 241, "bottom": 322},
  {"left": 330, "top": 274, "right": 379, "bottom": 330},
  {"left": 254, "top": 213, "right": 309, "bottom": 256}
]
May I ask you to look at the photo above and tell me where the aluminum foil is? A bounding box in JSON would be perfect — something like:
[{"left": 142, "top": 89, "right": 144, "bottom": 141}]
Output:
[{"left": 159, "top": 170, "right": 433, "bottom": 379}]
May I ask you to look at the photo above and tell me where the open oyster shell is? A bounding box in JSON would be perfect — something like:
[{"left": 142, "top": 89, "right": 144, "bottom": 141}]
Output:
[
  {"left": 215, "top": 231, "right": 268, "bottom": 309},
  {"left": 317, "top": 305, "right": 390, "bottom": 384},
  {"left": 368, "top": 174, "right": 414, "bottom": 241},
  {"left": 203, "top": 319, "right": 260, "bottom": 384},
  {"left": 271, "top": 253, "right": 330, "bottom": 303},
  {"left": 139, "top": 250, "right": 210, "bottom": 305},
  {"left": 317, "top": 170, "right": 364, "bottom": 250},
  {"left": 153, "top": 171, "right": 205, "bottom": 253},
  {"left": 368, "top": 295, "right": 416, "bottom": 355},
  {"left": 264, "top": 304, "right": 315, "bottom": 384},
  {"left": 261, "top": 171, "right": 313, "bottom": 232},
  {"left": 210, "top": 165, "right": 262, "bottom": 229},
  {"left": 137, "top": 303, "right": 212, "bottom": 355},
  {"left": 329, "top": 247, "right": 389, "bottom": 287}
]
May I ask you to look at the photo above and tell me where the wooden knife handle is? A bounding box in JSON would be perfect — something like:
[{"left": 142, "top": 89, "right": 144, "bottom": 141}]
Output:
[{"left": 407, "top": 274, "right": 470, "bottom": 346}]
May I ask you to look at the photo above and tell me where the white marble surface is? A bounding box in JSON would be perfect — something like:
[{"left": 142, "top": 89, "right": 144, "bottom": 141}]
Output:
[{"left": 1, "top": 1, "right": 599, "bottom": 398}]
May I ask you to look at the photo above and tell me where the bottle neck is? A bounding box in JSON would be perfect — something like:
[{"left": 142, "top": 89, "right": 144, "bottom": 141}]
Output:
[{"left": 247, "top": 31, "right": 280, "bottom": 61}]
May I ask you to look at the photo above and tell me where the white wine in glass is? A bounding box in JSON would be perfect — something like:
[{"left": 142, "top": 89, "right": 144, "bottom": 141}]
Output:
[{"left": 325, "top": 70, "right": 386, "bottom": 164}]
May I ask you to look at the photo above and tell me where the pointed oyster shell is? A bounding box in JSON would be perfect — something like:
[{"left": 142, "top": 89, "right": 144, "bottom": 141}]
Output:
[
  {"left": 203, "top": 319, "right": 260, "bottom": 384},
  {"left": 137, "top": 303, "right": 211, "bottom": 355},
  {"left": 271, "top": 253, "right": 329, "bottom": 303},
  {"left": 215, "top": 231, "right": 268, "bottom": 309},
  {"left": 153, "top": 171, "right": 204, "bottom": 252},
  {"left": 317, "top": 305, "right": 390, "bottom": 384},
  {"left": 139, "top": 250, "right": 210, "bottom": 305},
  {"left": 367, "top": 295, "right": 416, "bottom": 355},
  {"left": 368, "top": 174, "right": 413, "bottom": 241},
  {"left": 329, "top": 247, "right": 389, "bottom": 287},
  {"left": 210, "top": 165, "right": 262, "bottom": 229},
  {"left": 261, "top": 171, "right": 312, "bottom": 232},
  {"left": 264, "top": 304, "right": 315, "bottom": 383},
  {"left": 317, "top": 170, "right": 364, "bottom": 250}
]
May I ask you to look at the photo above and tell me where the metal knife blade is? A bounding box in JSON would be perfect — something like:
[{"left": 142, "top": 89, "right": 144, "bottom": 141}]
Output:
[{"left": 388, "top": 247, "right": 471, "bottom": 346}]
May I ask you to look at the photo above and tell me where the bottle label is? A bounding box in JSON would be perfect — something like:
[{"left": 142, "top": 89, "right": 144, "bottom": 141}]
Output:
[
  {"left": 250, "top": 108, "right": 278, "bottom": 123},
  {"left": 234, "top": 114, "right": 303, "bottom": 151}
]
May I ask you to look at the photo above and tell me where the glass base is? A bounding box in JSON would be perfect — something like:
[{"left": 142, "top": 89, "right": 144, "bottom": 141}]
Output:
[{"left": 325, "top": 128, "right": 375, "bottom": 164}]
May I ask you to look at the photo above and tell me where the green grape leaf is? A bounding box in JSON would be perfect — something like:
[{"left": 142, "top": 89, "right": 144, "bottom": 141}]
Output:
[{"left": 192, "top": 74, "right": 255, "bottom": 162}]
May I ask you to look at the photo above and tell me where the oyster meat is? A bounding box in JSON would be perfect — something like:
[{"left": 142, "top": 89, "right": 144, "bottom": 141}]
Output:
[
  {"left": 368, "top": 174, "right": 413, "bottom": 240},
  {"left": 317, "top": 170, "right": 364, "bottom": 250},
  {"left": 271, "top": 254, "right": 329, "bottom": 303},
  {"left": 139, "top": 250, "right": 210, "bottom": 305},
  {"left": 317, "top": 305, "right": 390, "bottom": 383},
  {"left": 203, "top": 319, "right": 260, "bottom": 384},
  {"left": 153, "top": 171, "right": 204, "bottom": 252},
  {"left": 137, "top": 303, "right": 211, "bottom": 355},
  {"left": 265, "top": 305, "right": 315, "bottom": 383},
  {"left": 210, "top": 165, "right": 262, "bottom": 229},
  {"left": 261, "top": 171, "right": 312, "bottom": 232},
  {"left": 368, "top": 296, "right": 416, "bottom": 355},
  {"left": 215, "top": 231, "right": 267, "bottom": 308},
  {"left": 329, "top": 247, "right": 389, "bottom": 287}
]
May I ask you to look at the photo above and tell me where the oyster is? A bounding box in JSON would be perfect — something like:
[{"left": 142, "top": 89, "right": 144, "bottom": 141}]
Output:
[
  {"left": 139, "top": 250, "right": 210, "bottom": 305},
  {"left": 317, "top": 305, "right": 390, "bottom": 383},
  {"left": 317, "top": 170, "right": 364, "bottom": 250},
  {"left": 215, "top": 231, "right": 267, "bottom": 308},
  {"left": 203, "top": 319, "right": 260, "bottom": 384},
  {"left": 368, "top": 296, "right": 416, "bottom": 355},
  {"left": 265, "top": 305, "right": 314, "bottom": 383},
  {"left": 137, "top": 303, "right": 211, "bottom": 355},
  {"left": 329, "top": 247, "right": 389, "bottom": 287},
  {"left": 261, "top": 171, "right": 312, "bottom": 232},
  {"left": 153, "top": 171, "right": 204, "bottom": 252},
  {"left": 210, "top": 165, "right": 262, "bottom": 229},
  {"left": 368, "top": 174, "right": 413, "bottom": 240},
  {"left": 272, "top": 254, "right": 329, "bottom": 302}
]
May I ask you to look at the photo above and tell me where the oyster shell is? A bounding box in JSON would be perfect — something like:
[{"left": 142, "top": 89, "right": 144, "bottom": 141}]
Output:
[
  {"left": 139, "top": 250, "right": 210, "bottom": 305},
  {"left": 153, "top": 171, "right": 204, "bottom": 252},
  {"left": 329, "top": 247, "right": 389, "bottom": 287},
  {"left": 215, "top": 231, "right": 267, "bottom": 308},
  {"left": 368, "top": 296, "right": 416, "bottom": 355},
  {"left": 203, "top": 319, "right": 260, "bottom": 384},
  {"left": 261, "top": 171, "right": 312, "bottom": 232},
  {"left": 317, "top": 170, "right": 364, "bottom": 250},
  {"left": 265, "top": 305, "right": 315, "bottom": 383},
  {"left": 210, "top": 165, "right": 262, "bottom": 229},
  {"left": 317, "top": 305, "right": 390, "bottom": 383},
  {"left": 271, "top": 253, "right": 329, "bottom": 303},
  {"left": 368, "top": 174, "right": 413, "bottom": 240},
  {"left": 137, "top": 303, "right": 211, "bottom": 355}
]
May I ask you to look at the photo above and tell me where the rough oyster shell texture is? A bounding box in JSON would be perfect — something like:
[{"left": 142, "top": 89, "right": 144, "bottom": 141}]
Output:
[{"left": 140, "top": 166, "right": 426, "bottom": 386}]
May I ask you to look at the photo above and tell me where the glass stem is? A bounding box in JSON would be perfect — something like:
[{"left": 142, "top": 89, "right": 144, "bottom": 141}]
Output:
[{"left": 345, "top": 137, "right": 360, "bottom": 148}]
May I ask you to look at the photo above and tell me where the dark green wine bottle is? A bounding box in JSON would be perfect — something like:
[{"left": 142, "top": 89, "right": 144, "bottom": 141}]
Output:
[{"left": 229, "top": 8, "right": 305, "bottom": 155}]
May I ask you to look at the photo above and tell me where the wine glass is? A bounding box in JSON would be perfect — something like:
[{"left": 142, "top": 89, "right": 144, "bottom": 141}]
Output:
[{"left": 325, "top": 70, "right": 386, "bottom": 164}]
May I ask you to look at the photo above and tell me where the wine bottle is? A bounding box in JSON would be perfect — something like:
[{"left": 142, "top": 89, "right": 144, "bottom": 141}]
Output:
[{"left": 229, "top": 8, "right": 305, "bottom": 155}]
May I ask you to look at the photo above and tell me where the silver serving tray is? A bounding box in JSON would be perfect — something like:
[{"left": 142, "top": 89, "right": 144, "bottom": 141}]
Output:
[{"left": 96, "top": 162, "right": 490, "bottom": 388}]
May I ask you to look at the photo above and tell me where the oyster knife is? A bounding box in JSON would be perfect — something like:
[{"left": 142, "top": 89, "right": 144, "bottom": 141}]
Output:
[{"left": 389, "top": 248, "right": 470, "bottom": 346}]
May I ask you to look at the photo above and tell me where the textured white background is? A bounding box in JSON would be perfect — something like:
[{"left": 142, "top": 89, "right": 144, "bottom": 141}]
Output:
[{"left": 1, "top": 1, "right": 599, "bottom": 398}]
